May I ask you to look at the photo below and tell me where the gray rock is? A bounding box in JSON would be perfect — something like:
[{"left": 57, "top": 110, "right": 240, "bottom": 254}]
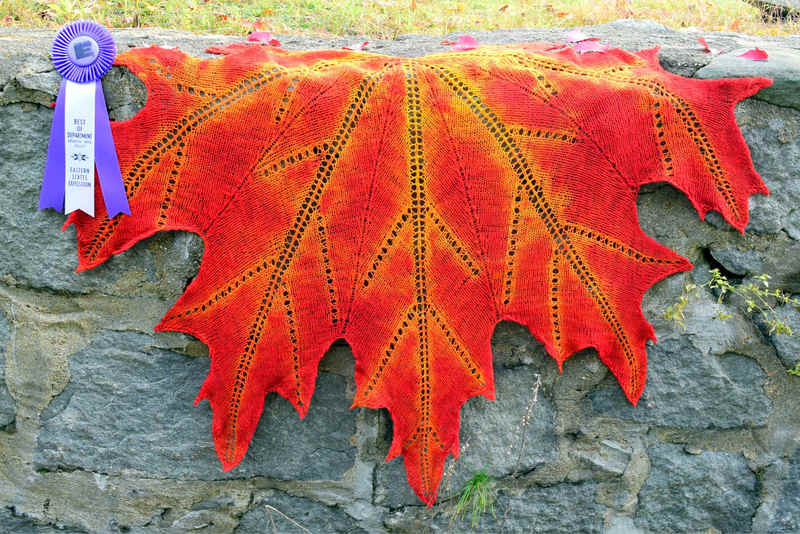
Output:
[
  {"left": 590, "top": 338, "right": 770, "bottom": 429},
  {"left": 236, "top": 490, "right": 366, "bottom": 534},
  {"left": 372, "top": 427, "right": 418, "bottom": 508},
  {"left": 635, "top": 443, "right": 758, "bottom": 533},
  {"left": 444, "top": 364, "right": 558, "bottom": 493},
  {"left": 635, "top": 182, "right": 718, "bottom": 263},
  {"left": 606, "top": 515, "right": 645, "bottom": 534},
  {"left": 100, "top": 66, "right": 148, "bottom": 122},
  {"left": 472, "top": 483, "right": 605, "bottom": 534},
  {"left": 0, "top": 53, "right": 59, "bottom": 107},
  {"left": 709, "top": 246, "right": 766, "bottom": 276},
  {"left": 490, "top": 321, "right": 551, "bottom": 368},
  {"left": 696, "top": 48, "right": 800, "bottom": 110},
  {"left": 492, "top": 482, "right": 604, "bottom": 534},
  {"left": 765, "top": 301, "right": 800, "bottom": 369},
  {"left": 570, "top": 439, "right": 632, "bottom": 477},
  {"left": 0, "top": 20, "right": 792, "bottom": 92},
  {"left": 770, "top": 449, "right": 800, "bottom": 533},
  {"left": 661, "top": 274, "right": 773, "bottom": 358},
  {"left": 374, "top": 361, "right": 557, "bottom": 507},
  {"left": 0, "top": 507, "right": 86, "bottom": 534},
  {"left": 0, "top": 312, "right": 12, "bottom": 428},
  {"left": 0, "top": 19, "right": 719, "bottom": 77},
  {"left": 735, "top": 99, "right": 800, "bottom": 238},
  {"left": 35, "top": 331, "right": 356, "bottom": 481},
  {"left": 384, "top": 481, "right": 603, "bottom": 533}
]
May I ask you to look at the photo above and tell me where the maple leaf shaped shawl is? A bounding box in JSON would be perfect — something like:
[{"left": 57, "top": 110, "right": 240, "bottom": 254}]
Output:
[{"left": 65, "top": 42, "right": 770, "bottom": 505}]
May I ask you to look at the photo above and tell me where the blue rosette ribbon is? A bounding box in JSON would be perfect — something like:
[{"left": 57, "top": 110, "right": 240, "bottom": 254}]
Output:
[{"left": 39, "top": 20, "right": 130, "bottom": 218}]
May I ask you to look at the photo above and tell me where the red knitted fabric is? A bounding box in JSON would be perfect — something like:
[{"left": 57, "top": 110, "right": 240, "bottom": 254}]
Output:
[{"left": 65, "top": 42, "right": 770, "bottom": 505}]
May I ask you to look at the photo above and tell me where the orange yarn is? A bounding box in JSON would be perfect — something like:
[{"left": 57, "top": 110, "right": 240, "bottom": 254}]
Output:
[{"left": 66, "top": 42, "right": 770, "bottom": 505}]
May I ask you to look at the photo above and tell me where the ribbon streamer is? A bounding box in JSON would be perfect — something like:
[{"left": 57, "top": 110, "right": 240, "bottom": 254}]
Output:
[{"left": 39, "top": 20, "right": 130, "bottom": 218}]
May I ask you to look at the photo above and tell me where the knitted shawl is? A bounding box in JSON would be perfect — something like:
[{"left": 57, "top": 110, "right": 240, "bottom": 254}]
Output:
[{"left": 65, "top": 41, "right": 770, "bottom": 505}]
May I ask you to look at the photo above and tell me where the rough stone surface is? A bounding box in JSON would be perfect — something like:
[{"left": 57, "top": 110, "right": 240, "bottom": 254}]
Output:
[
  {"left": 383, "top": 481, "right": 603, "bottom": 533},
  {"left": 498, "top": 482, "right": 604, "bottom": 534},
  {"left": 770, "top": 449, "right": 800, "bottom": 533},
  {"left": 590, "top": 338, "right": 771, "bottom": 429},
  {"left": 0, "top": 507, "right": 86, "bottom": 534},
  {"left": 735, "top": 100, "right": 800, "bottom": 239},
  {"left": 236, "top": 490, "right": 367, "bottom": 534},
  {"left": 766, "top": 301, "right": 800, "bottom": 369},
  {"left": 635, "top": 443, "right": 759, "bottom": 533},
  {"left": 0, "top": 312, "right": 12, "bottom": 428},
  {"left": 35, "top": 331, "right": 356, "bottom": 481},
  {"left": 0, "top": 21, "right": 798, "bottom": 534}
]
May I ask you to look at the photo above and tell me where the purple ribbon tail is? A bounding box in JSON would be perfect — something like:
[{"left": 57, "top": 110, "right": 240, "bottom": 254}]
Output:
[
  {"left": 94, "top": 82, "right": 130, "bottom": 218},
  {"left": 39, "top": 80, "right": 67, "bottom": 212}
]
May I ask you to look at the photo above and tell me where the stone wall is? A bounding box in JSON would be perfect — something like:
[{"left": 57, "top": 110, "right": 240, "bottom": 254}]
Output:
[{"left": 0, "top": 20, "right": 798, "bottom": 534}]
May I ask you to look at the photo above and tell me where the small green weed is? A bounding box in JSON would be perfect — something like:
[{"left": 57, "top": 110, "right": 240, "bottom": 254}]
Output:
[
  {"left": 451, "top": 469, "right": 496, "bottom": 528},
  {"left": 665, "top": 269, "right": 800, "bottom": 334},
  {"left": 665, "top": 268, "right": 800, "bottom": 375}
]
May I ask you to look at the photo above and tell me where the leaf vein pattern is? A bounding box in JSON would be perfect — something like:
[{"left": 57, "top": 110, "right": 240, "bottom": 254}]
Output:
[
  {"left": 222, "top": 66, "right": 391, "bottom": 462},
  {"left": 205, "top": 74, "right": 345, "bottom": 234},
  {"left": 429, "top": 307, "right": 485, "bottom": 386},
  {"left": 562, "top": 222, "right": 684, "bottom": 265},
  {"left": 425, "top": 63, "right": 640, "bottom": 394},
  {"left": 426, "top": 89, "right": 500, "bottom": 315},
  {"left": 344, "top": 92, "right": 397, "bottom": 333},
  {"left": 316, "top": 213, "right": 340, "bottom": 328},
  {"left": 550, "top": 251, "right": 562, "bottom": 353},
  {"left": 87, "top": 65, "right": 290, "bottom": 261},
  {"left": 358, "top": 308, "right": 416, "bottom": 402},
  {"left": 427, "top": 207, "right": 481, "bottom": 277},
  {"left": 279, "top": 281, "right": 303, "bottom": 407},
  {"left": 403, "top": 60, "right": 437, "bottom": 500},
  {"left": 507, "top": 53, "right": 738, "bottom": 218}
]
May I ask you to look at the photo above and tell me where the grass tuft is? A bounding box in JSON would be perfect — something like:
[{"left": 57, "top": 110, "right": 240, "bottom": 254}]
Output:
[
  {"left": 450, "top": 469, "right": 496, "bottom": 528},
  {"left": 1, "top": 0, "right": 798, "bottom": 37}
]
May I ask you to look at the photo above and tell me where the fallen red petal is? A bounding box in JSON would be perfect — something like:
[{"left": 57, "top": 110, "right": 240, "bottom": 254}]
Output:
[
  {"left": 448, "top": 35, "right": 479, "bottom": 51},
  {"left": 738, "top": 48, "right": 768, "bottom": 61},
  {"left": 565, "top": 29, "right": 590, "bottom": 43},
  {"left": 342, "top": 41, "right": 369, "bottom": 51},
  {"left": 697, "top": 37, "right": 722, "bottom": 55},
  {"left": 573, "top": 40, "right": 609, "bottom": 54},
  {"left": 248, "top": 31, "right": 281, "bottom": 47}
]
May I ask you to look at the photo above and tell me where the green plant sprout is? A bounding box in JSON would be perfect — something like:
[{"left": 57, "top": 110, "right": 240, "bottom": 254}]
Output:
[
  {"left": 451, "top": 469, "right": 496, "bottom": 528},
  {"left": 788, "top": 363, "right": 800, "bottom": 377},
  {"left": 665, "top": 268, "right": 800, "bottom": 374}
]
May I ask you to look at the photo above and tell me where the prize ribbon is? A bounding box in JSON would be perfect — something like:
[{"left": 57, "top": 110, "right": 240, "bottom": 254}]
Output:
[{"left": 39, "top": 20, "right": 130, "bottom": 218}]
